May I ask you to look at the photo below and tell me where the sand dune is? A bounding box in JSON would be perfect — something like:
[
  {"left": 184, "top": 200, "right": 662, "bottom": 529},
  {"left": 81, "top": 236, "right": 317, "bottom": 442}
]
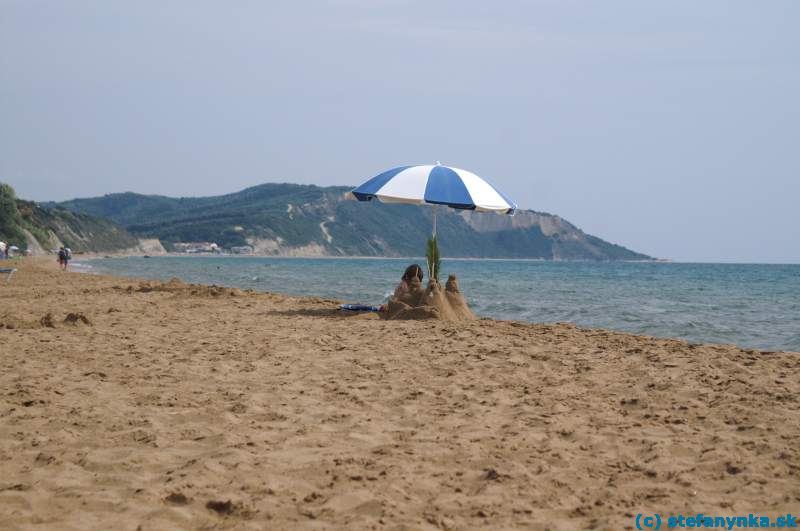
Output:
[{"left": 0, "top": 258, "right": 798, "bottom": 530}]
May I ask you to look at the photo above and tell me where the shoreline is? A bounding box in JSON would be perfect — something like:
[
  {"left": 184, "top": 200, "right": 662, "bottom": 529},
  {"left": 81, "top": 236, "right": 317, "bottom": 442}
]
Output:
[
  {"left": 75, "top": 252, "right": 663, "bottom": 263},
  {"left": 2, "top": 257, "right": 798, "bottom": 529},
  {"left": 76, "top": 252, "right": 800, "bottom": 266},
  {"left": 73, "top": 255, "right": 799, "bottom": 354}
]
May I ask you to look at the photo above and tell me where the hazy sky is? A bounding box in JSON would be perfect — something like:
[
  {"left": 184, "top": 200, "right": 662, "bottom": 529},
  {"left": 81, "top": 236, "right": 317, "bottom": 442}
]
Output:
[{"left": 1, "top": 1, "right": 798, "bottom": 262}]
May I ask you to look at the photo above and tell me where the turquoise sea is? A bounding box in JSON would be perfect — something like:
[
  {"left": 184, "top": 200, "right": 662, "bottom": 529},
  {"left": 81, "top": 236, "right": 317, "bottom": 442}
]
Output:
[{"left": 76, "top": 256, "right": 800, "bottom": 352}]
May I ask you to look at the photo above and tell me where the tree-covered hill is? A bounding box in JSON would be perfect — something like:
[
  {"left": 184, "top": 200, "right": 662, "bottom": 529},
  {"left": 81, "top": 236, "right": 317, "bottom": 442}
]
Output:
[
  {"left": 1, "top": 183, "right": 140, "bottom": 253},
  {"left": 55, "top": 183, "right": 652, "bottom": 260}
]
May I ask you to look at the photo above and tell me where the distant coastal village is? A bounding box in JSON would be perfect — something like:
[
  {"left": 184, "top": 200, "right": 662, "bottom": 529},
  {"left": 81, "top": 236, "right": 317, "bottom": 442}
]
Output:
[{"left": 171, "top": 242, "right": 254, "bottom": 255}]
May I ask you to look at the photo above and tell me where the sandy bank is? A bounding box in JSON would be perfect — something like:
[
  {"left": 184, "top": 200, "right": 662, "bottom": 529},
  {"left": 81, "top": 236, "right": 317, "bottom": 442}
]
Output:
[{"left": 0, "top": 258, "right": 798, "bottom": 530}]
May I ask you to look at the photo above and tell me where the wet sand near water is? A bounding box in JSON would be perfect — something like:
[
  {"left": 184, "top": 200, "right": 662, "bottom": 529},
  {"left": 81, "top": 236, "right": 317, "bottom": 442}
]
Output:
[{"left": 1, "top": 258, "right": 798, "bottom": 530}]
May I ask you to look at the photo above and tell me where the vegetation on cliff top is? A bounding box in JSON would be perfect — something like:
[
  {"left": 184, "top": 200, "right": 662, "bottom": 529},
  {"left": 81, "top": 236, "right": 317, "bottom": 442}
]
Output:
[
  {"left": 1, "top": 182, "right": 139, "bottom": 253},
  {"left": 56, "top": 183, "right": 652, "bottom": 260}
]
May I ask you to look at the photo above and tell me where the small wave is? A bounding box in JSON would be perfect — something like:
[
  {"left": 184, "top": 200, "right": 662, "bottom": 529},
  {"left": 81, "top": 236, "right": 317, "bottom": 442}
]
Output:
[{"left": 479, "top": 302, "right": 527, "bottom": 314}]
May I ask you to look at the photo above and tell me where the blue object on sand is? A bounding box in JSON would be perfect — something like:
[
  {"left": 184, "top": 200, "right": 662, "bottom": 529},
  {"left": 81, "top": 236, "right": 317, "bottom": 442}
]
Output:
[
  {"left": 340, "top": 304, "right": 380, "bottom": 312},
  {"left": 0, "top": 268, "right": 17, "bottom": 283}
]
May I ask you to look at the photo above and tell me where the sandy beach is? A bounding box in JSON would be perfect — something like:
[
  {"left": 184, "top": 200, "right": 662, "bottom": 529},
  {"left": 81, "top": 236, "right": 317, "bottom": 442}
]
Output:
[{"left": 1, "top": 257, "right": 798, "bottom": 530}]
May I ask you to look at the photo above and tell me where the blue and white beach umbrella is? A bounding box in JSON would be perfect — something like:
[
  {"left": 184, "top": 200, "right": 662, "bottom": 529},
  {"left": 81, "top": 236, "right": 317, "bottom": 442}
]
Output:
[{"left": 352, "top": 163, "right": 517, "bottom": 237}]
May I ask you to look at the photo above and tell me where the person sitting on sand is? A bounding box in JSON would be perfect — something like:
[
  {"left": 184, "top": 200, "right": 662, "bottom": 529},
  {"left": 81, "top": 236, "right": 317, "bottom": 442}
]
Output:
[
  {"left": 376, "top": 264, "right": 425, "bottom": 312},
  {"left": 394, "top": 264, "right": 424, "bottom": 299}
]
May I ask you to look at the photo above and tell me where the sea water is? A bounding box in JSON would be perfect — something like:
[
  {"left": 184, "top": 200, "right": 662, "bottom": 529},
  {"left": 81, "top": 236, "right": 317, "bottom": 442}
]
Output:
[{"left": 75, "top": 256, "right": 800, "bottom": 352}]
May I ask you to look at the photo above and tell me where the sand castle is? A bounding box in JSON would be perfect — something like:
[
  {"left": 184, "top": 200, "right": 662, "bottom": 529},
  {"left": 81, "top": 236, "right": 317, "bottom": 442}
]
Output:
[{"left": 383, "top": 273, "right": 476, "bottom": 321}]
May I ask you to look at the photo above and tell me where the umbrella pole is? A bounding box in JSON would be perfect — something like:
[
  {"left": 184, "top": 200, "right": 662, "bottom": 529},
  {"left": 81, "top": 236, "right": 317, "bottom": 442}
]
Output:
[{"left": 431, "top": 205, "right": 437, "bottom": 282}]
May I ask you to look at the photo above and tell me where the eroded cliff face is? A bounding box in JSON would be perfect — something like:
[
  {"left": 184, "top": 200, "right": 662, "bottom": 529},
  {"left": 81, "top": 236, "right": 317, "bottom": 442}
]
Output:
[
  {"left": 246, "top": 237, "right": 330, "bottom": 257},
  {"left": 458, "top": 209, "right": 577, "bottom": 237},
  {"left": 134, "top": 239, "right": 167, "bottom": 255},
  {"left": 22, "top": 228, "right": 60, "bottom": 255},
  {"left": 21, "top": 231, "right": 166, "bottom": 257}
]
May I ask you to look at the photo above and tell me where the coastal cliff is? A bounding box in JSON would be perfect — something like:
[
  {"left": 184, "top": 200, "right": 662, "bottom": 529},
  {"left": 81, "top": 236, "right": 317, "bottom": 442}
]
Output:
[
  {"left": 56, "top": 183, "right": 652, "bottom": 260},
  {"left": 0, "top": 182, "right": 158, "bottom": 254}
]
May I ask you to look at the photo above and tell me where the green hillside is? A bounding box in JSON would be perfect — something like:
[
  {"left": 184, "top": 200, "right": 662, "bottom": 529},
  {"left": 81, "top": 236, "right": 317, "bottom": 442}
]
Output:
[
  {"left": 56, "top": 183, "right": 652, "bottom": 260},
  {"left": 1, "top": 183, "right": 140, "bottom": 253}
]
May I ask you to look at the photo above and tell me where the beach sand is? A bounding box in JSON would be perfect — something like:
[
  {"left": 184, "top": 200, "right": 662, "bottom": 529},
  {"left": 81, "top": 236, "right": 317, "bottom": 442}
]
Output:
[{"left": 1, "top": 258, "right": 798, "bottom": 530}]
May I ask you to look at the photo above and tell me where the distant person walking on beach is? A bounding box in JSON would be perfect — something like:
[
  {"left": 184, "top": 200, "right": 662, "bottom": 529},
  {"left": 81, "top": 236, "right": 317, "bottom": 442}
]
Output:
[{"left": 57, "top": 246, "right": 71, "bottom": 270}]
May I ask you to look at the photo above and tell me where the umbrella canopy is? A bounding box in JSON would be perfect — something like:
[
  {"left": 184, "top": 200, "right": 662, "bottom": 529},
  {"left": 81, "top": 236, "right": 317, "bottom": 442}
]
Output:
[
  {"left": 352, "top": 164, "right": 516, "bottom": 214},
  {"left": 352, "top": 164, "right": 517, "bottom": 281}
]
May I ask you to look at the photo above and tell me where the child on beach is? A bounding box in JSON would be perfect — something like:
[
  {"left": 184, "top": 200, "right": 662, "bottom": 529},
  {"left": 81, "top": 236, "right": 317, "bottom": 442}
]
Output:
[
  {"left": 393, "top": 264, "right": 424, "bottom": 299},
  {"left": 373, "top": 264, "right": 425, "bottom": 313}
]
